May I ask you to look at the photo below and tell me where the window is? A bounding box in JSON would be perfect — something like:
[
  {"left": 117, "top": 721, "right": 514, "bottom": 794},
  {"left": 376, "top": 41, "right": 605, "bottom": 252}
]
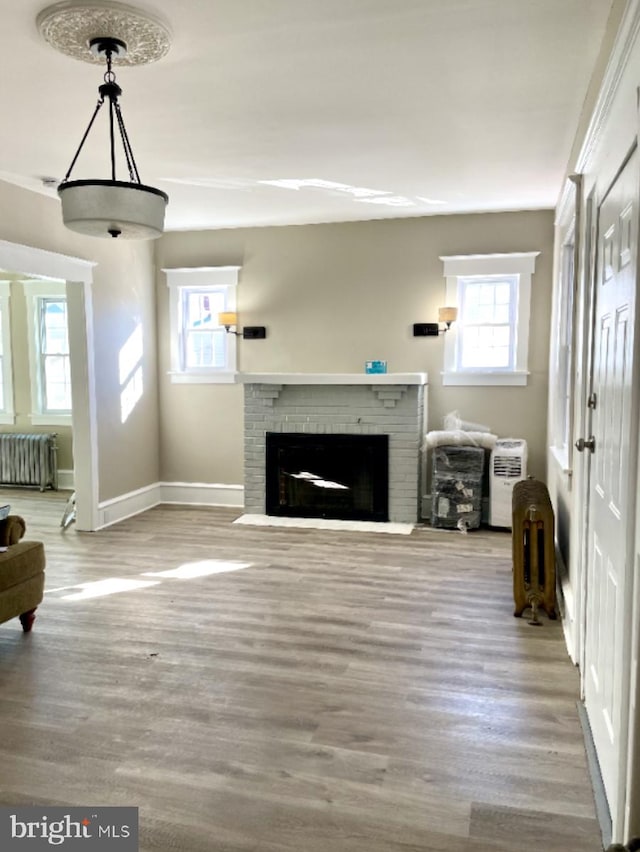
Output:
[
  {"left": 181, "top": 289, "right": 227, "bottom": 369},
  {"left": 39, "top": 298, "right": 72, "bottom": 411},
  {"left": 457, "top": 275, "right": 517, "bottom": 370},
  {"left": 550, "top": 172, "right": 581, "bottom": 473},
  {"left": 164, "top": 267, "right": 240, "bottom": 383},
  {"left": 554, "top": 234, "right": 575, "bottom": 452},
  {"left": 0, "top": 282, "right": 15, "bottom": 424},
  {"left": 25, "top": 282, "right": 72, "bottom": 425},
  {"left": 440, "top": 252, "right": 539, "bottom": 386}
]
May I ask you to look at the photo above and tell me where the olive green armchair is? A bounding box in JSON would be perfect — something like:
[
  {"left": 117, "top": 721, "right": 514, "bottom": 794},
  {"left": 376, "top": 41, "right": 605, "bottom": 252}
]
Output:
[{"left": 0, "top": 515, "right": 45, "bottom": 632}]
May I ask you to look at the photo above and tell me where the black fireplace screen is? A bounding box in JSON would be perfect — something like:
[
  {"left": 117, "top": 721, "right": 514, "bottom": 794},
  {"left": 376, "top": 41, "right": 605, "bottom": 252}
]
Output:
[{"left": 265, "top": 432, "right": 389, "bottom": 521}]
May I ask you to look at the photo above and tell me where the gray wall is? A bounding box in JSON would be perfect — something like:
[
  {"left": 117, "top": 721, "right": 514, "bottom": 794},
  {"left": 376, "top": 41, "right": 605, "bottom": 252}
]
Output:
[{"left": 156, "top": 209, "right": 554, "bottom": 487}]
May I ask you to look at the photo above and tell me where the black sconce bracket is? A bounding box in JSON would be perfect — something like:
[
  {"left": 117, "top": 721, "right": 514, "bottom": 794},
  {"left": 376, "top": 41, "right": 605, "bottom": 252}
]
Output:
[
  {"left": 413, "top": 323, "right": 440, "bottom": 337},
  {"left": 242, "top": 326, "right": 267, "bottom": 339},
  {"left": 224, "top": 325, "right": 267, "bottom": 339}
]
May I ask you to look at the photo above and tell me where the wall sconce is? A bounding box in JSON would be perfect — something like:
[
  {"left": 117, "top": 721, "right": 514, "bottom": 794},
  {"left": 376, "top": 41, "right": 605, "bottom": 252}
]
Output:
[
  {"left": 438, "top": 306, "right": 458, "bottom": 331},
  {"left": 413, "top": 307, "right": 458, "bottom": 337},
  {"left": 218, "top": 312, "right": 267, "bottom": 339}
]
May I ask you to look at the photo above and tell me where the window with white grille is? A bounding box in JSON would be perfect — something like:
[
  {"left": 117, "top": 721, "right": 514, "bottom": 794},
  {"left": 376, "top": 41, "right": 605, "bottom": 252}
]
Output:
[
  {"left": 25, "top": 281, "right": 72, "bottom": 426},
  {"left": 457, "top": 275, "right": 517, "bottom": 370},
  {"left": 181, "top": 288, "right": 227, "bottom": 370},
  {"left": 39, "top": 298, "right": 72, "bottom": 412},
  {"left": 440, "top": 253, "right": 539, "bottom": 386},
  {"left": 165, "top": 267, "right": 239, "bottom": 384}
]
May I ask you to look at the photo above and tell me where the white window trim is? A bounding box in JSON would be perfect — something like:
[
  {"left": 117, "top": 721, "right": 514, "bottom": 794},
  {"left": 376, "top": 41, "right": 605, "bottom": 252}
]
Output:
[
  {"left": 551, "top": 222, "right": 576, "bottom": 470},
  {"left": 24, "top": 280, "right": 73, "bottom": 426},
  {"left": 0, "top": 281, "right": 15, "bottom": 424},
  {"left": 439, "top": 252, "right": 539, "bottom": 387},
  {"left": 164, "top": 266, "right": 240, "bottom": 384}
]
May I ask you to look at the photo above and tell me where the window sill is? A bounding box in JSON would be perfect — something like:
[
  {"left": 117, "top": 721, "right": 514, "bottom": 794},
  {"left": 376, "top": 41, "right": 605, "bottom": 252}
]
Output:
[
  {"left": 169, "top": 371, "right": 238, "bottom": 385},
  {"left": 30, "top": 413, "right": 72, "bottom": 426},
  {"left": 0, "top": 413, "right": 16, "bottom": 425},
  {"left": 441, "top": 370, "right": 529, "bottom": 387},
  {"left": 549, "top": 444, "right": 573, "bottom": 479}
]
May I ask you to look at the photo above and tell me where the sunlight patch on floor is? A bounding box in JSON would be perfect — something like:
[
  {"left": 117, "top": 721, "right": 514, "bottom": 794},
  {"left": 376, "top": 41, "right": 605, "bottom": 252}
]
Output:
[
  {"left": 143, "top": 560, "right": 251, "bottom": 579},
  {"left": 61, "top": 578, "right": 161, "bottom": 601}
]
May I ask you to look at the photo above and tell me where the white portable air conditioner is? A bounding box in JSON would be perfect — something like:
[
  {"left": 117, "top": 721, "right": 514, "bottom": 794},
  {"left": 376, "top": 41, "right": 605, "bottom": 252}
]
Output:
[{"left": 489, "top": 439, "right": 528, "bottom": 528}]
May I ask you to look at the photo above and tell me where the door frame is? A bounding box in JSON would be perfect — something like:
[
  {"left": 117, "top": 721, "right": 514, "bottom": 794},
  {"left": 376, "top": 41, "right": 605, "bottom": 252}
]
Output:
[
  {"left": 575, "top": 185, "right": 598, "bottom": 686},
  {"left": 0, "top": 239, "right": 99, "bottom": 531},
  {"left": 577, "top": 142, "right": 640, "bottom": 841}
]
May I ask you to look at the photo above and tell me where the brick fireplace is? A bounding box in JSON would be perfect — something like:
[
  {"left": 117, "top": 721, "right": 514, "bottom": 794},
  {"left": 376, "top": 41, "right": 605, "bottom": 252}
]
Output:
[{"left": 242, "top": 373, "right": 428, "bottom": 524}]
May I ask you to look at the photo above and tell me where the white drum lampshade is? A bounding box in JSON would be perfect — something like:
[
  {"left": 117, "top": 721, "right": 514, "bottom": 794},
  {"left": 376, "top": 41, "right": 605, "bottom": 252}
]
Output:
[{"left": 58, "top": 180, "right": 168, "bottom": 239}]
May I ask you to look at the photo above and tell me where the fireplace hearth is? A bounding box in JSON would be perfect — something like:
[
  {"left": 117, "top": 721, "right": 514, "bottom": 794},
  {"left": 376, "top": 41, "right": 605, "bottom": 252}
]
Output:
[{"left": 266, "top": 433, "right": 389, "bottom": 521}]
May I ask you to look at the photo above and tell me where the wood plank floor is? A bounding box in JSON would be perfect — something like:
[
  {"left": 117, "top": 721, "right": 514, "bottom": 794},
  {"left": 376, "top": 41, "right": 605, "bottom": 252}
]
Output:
[{"left": 0, "top": 489, "right": 602, "bottom": 851}]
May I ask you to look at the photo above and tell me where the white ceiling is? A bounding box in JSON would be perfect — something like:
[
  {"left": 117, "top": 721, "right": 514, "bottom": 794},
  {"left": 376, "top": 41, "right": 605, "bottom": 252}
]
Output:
[{"left": 0, "top": 0, "right": 616, "bottom": 232}]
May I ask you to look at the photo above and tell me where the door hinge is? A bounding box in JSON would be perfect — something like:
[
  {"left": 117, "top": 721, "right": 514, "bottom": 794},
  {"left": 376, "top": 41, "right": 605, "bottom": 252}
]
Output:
[{"left": 588, "top": 392, "right": 597, "bottom": 410}]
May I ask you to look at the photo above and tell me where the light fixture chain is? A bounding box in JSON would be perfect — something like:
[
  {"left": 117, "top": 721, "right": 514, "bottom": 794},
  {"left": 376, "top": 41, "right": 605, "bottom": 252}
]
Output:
[
  {"left": 61, "top": 96, "right": 106, "bottom": 182},
  {"left": 113, "top": 103, "right": 141, "bottom": 183},
  {"left": 108, "top": 91, "right": 118, "bottom": 182}
]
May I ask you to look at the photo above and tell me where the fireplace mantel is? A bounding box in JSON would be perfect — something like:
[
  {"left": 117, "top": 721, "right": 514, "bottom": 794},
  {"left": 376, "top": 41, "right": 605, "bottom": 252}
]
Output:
[{"left": 241, "top": 372, "right": 428, "bottom": 385}]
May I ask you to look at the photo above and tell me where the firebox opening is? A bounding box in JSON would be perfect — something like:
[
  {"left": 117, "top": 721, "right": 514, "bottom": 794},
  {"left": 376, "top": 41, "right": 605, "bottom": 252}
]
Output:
[{"left": 266, "top": 433, "right": 389, "bottom": 522}]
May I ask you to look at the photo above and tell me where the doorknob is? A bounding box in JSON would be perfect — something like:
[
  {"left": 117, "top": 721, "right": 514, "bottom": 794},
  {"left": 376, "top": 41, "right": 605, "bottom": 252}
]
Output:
[{"left": 575, "top": 436, "right": 596, "bottom": 452}]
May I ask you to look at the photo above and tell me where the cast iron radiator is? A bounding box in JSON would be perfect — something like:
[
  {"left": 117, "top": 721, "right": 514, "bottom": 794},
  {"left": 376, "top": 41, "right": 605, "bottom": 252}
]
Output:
[
  {"left": 0, "top": 433, "right": 58, "bottom": 491},
  {"left": 512, "top": 477, "right": 556, "bottom": 624}
]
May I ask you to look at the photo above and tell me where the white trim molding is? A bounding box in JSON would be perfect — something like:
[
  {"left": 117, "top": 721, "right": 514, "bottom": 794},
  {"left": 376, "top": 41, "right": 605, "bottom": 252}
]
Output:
[
  {"left": 556, "top": 544, "right": 577, "bottom": 665},
  {"left": 0, "top": 240, "right": 95, "bottom": 283},
  {"left": 576, "top": 0, "right": 640, "bottom": 174},
  {"left": 0, "top": 281, "right": 15, "bottom": 421},
  {"left": 30, "top": 413, "right": 73, "bottom": 426},
  {"left": 96, "top": 481, "right": 245, "bottom": 529},
  {"left": 97, "top": 483, "right": 162, "bottom": 529},
  {"left": 163, "top": 266, "right": 240, "bottom": 384},
  {"left": 441, "top": 370, "right": 529, "bottom": 387},
  {"left": 439, "top": 252, "right": 539, "bottom": 387},
  {"left": 160, "top": 482, "right": 244, "bottom": 507},
  {"left": 0, "top": 240, "right": 98, "bottom": 532},
  {"left": 57, "top": 469, "right": 75, "bottom": 490},
  {"left": 168, "top": 371, "right": 237, "bottom": 385}
]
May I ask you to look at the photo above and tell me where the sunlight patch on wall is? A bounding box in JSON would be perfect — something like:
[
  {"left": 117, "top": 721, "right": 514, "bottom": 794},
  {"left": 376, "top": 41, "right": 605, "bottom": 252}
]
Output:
[{"left": 119, "top": 324, "right": 144, "bottom": 423}]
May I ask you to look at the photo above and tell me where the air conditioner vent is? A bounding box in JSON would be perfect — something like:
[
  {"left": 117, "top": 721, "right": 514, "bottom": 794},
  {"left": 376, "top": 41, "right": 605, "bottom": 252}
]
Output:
[
  {"left": 489, "top": 438, "right": 528, "bottom": 527},
  {"left": 493, "top": 456, "right": 523, "bottom": 478}
]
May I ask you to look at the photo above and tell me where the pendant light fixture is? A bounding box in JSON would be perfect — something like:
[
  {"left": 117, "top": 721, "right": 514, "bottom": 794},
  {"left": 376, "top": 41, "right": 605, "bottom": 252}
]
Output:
[{"left": 37, "top": 1, "right": 171, "bottom": 240}]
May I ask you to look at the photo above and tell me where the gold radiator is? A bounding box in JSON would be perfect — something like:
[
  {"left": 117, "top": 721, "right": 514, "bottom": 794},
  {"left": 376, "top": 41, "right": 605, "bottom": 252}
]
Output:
[{"left": 512, "top": 478, "right": 557, "bottom": 624}]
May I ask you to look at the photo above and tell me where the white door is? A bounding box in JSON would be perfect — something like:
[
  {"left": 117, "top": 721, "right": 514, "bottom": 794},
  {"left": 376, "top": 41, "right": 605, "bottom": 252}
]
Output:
[{"left": 583, "top": 146, "right": 638, "bottom": 831}]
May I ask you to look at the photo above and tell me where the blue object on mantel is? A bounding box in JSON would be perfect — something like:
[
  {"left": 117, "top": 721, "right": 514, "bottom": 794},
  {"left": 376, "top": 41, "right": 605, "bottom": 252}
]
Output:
[{"left": 365, "top": 360, "right": 388, "bottom": 374}]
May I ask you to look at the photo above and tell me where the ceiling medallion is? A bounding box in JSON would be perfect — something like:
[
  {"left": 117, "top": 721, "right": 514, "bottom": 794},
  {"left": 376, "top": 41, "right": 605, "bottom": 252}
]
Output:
[{"left": 36, "top": 0, "right": 171, "bottom": 66}]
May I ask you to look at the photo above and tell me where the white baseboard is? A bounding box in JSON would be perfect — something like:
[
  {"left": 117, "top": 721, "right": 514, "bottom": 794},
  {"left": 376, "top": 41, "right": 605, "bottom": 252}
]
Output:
[
  {"left": 555, "top": 546, "right": 577, "bottom": 664},
  {"left": 95, "top": 481, "right": 245, "bottom": 529},
  {"left": 57, "top": 469, "right": 75, "bottom": 490},
  {"left": 97, "top": 483, "right": 161, "bottom": 529},
  {"left": 160, "top": 482, "right": 244, "bottom": 507}
]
